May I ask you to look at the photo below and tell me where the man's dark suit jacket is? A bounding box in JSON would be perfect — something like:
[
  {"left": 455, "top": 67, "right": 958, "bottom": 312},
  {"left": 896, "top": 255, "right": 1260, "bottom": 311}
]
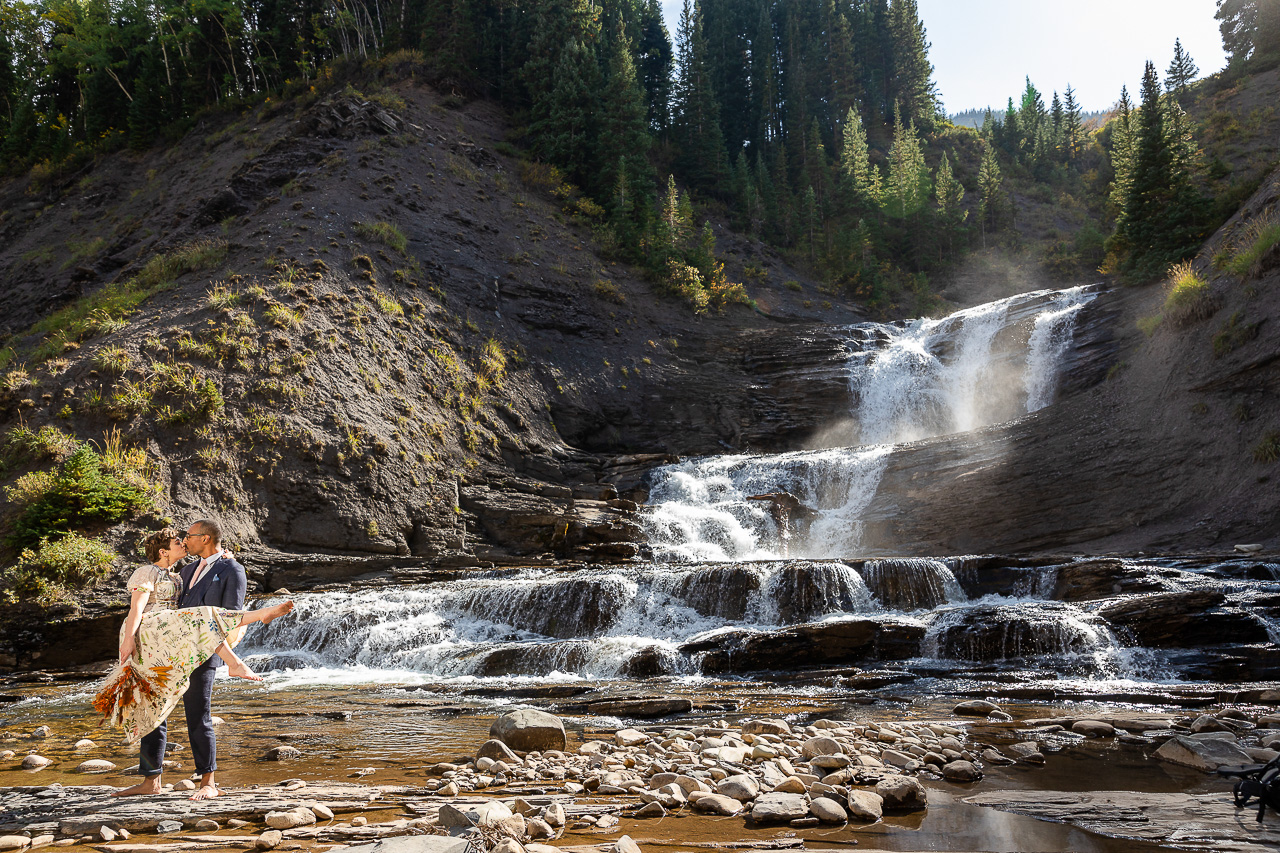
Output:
[{"left": 177, "top": 552, "right": 247, "bottom": 664}]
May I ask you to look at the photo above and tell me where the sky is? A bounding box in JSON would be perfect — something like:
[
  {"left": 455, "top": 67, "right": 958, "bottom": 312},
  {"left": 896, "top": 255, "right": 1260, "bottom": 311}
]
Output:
[{"left": 658, "top": 0, "right": 1228, "bottom": 114}]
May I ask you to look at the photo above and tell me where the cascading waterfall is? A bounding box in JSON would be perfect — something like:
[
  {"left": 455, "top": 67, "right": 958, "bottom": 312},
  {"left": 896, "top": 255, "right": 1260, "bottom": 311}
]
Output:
[
  {"left": 851, "top": 286, "right": 1098, "bottom": 445},
  {"left": 643, "top": 287, "right": 1099, "bottom": 562},
  {"left": 642, "top": 446, "right": 892, "bottom": 562},
  {"left": 860, "top": 558, "right": 965, "bottom": 610},
  {"left": 239, "top": 561, "right": 876, "bottom": 679}
]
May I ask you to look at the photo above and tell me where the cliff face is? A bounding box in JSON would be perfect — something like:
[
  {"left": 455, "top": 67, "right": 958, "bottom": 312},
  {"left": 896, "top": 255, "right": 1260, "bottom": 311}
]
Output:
[
  {"left": 1, "top": 67, "right": 1276, "bottom": 601},
  {"left": 857, "top": 165, "right": 1280, "bottom": 556},
  {"left": 0, "top": 76, "right": 858, "bottom": 574}
]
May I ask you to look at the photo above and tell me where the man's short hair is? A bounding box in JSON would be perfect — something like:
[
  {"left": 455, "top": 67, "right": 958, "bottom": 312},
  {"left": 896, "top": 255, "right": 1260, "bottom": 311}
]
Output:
[{"left": 192, "top": 518, "right": 223, "bottom": 546}]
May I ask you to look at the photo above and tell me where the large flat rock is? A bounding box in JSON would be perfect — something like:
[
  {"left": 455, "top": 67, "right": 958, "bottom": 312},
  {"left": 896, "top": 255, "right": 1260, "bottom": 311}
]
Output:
[
  {"left": 967, "top": 789, "right": 1280, "bottom": 852},
  {"left": 0, "top": 785, "right": 381, "bottom": 835}
]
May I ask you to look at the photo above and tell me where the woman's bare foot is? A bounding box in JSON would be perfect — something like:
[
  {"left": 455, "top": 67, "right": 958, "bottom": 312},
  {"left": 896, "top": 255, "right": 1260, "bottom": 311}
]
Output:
[
  {"left": 190, "top": 784, "right": 221, "bottom": 801},
  {"left": 226, "top": 658, "right": 262, "bottom": 681},
  {"left": 111, "top": 777, "right": 162, "bottom": 797},
  {"left": 260, "top": 600, "right": 294, "bottom": 625}
]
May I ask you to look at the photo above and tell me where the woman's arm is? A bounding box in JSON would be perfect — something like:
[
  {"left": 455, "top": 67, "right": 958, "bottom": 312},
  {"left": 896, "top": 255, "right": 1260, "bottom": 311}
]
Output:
[{"left": 119, "top": 587, "right": 150, "bottom": 663}]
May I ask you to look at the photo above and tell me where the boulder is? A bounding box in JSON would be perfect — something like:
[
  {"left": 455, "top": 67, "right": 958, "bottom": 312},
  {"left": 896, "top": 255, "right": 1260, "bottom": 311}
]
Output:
[
  {"left": 613, "top": 837, "right": 642, "bottom": 853},
  {"left": 634, "top": 802, "right": 666, "bottom": 818},
  {"left": 742, "top": 719, "right": 791, "bottom": 736},
  {"left": 846, "top": 790, "right": 884, "bottom": 822},
  {"left": 716, "top": 774, "right": 761, "bottom": 802},
  {"left": 491, "top": 710, "right": 567, "bottom": 752},
  {"left": 1071, "top": 720, "right": 1116, "bottom": 738},
  {"left": 875, "top": 776, "right": 928, "bottom": 811},
  {"left": 771, "top": 776, "right": 808, "bottom": 794},
  {"left": 543, "top": 803, "right": 566, "bottom": 827},
  {"left": 1154, "top": 735, "right": 1253, "bottom": 772},
  {"left": 942, "top": 761, "right": 982, "bottom": 782},
  {"left": 263, "top": 746, "right": 302, "bottom": 761},
  {"left": 194, "top": 820, "right": 220, "bottom": 831},
  {"left": 438, "top": 800, "right": 514, "bottom": 828},
  {"left": 477, "top": 739, "right": 522, "bottom": 763},
  {"left": 953, "top": 700, "right": 1000, "bottom": 716},
  {"left": 800, "top": 736, "right": 842, "bottom": 758},
  {"left": 1096, "top": 590, "right": 1268, "bottom": 648},
  {"left": 492, "top": 840, "right": 524, "bottom": 853},
  {"left": 693, "top": 794, "right": 743, "bottom": 816},
  {"left": 255, "top": 834, "right": 282, "bottom": 853},
  {"left": 615, "top": 728, "right": 649, "bottom": 748},
  {"left": 0, "top": 837, "right": 29, "bottom": 851},
  {"left": 809, "top": 797, "right": 847, "bottom": 824},
  {"left": 21, "top": 755, "right": 51, "bottom": 770},
  {"left": 265, "top": 807, "right": 316, "bottom": 830},
  {"left": 750, "top": 793, "right": 810, "bottom": 823},
  {"left": 75, "top": 760, "right": 117, "bottom": 773}
]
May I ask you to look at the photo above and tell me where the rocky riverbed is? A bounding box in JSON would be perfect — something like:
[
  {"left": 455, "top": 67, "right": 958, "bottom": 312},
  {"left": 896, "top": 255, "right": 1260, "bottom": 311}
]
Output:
[{"left": 5, "top": 690, "right": 1280, "bottom": 853}]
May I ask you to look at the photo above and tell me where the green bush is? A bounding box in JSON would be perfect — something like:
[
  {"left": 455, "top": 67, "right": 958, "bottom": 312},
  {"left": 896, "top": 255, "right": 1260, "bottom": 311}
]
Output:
[
  {"left": 0, "top": 533, "right": 115, "bottom": 604},
  {"left": 5, "top": 443, "right": 153, "bottom": 551},
  {"left": 1161, "top": 261, "right": 1217, "bottom": 326}
]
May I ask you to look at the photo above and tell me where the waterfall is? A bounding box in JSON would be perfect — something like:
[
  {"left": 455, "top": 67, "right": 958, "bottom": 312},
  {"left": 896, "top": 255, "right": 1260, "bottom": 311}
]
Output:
[
  {"left": 644, "top": 287, "right": 1099, "bottom": 561},
  {"left": 643, "top": 446, "right": 892, "bottom": 562},
  {"left": 921, "top": 602, "right": 1116, "bottom": 666},
  {"left": 1025, "top": 287, "right": 1095, "bottom": 410},
  {"left": 850, "top": 287, "right": 1098, "bottom": 445},
  {"left": 860, "top": 558, "right": 965, "bottom": 610},
  {"left": 239, "top": 561, "right": 875, "bottom": 679}
]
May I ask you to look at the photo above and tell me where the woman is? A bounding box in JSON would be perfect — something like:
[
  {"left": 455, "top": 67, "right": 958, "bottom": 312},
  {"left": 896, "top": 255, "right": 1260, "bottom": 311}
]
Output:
[{"left": 94, "top": 528, "right": 294, "bottom": 744}]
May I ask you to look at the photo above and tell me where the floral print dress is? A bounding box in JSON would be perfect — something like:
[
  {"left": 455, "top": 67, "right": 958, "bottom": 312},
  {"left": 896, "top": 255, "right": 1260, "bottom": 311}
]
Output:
[{"left": 93, "top": 565, "right": 246, "bottom": 744}]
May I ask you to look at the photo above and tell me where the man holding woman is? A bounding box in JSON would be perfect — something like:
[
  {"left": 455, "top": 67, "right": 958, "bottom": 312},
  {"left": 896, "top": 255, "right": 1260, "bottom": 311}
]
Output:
[{"left": 103, "top": 519, "right": 291, "bottom": 800}]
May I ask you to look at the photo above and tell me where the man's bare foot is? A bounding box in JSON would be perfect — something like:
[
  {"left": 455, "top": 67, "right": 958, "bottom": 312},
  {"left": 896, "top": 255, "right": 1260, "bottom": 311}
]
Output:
[
  {"left": 260, "top": 600, "right": 294, "bottom": 625},
  {"left": 111, "top": 778, "right": 162, "bottom": 797},
  {"left": 190, "top": 784, "right": 221, "bottom": 801},
  {"left": 226, "top": 659, "right": 263, "bottom": 681}
]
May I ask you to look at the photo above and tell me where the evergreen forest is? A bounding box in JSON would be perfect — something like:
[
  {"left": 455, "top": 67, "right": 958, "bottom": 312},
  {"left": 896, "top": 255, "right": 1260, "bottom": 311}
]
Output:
[{"left": 2, "top": 0, "right": 1280, "bottom": 310}]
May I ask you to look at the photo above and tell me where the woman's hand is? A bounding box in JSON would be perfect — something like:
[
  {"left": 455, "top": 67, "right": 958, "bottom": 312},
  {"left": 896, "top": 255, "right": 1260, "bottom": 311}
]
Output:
[{"left": 119, "top": 634, "right": 136, "bottom": 664}]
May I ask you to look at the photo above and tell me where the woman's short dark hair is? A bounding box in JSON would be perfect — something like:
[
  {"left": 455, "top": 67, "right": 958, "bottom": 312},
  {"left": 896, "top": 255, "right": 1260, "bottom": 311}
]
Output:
[{"left": 144, "top": 528, "right": 181, "bottom": 564}]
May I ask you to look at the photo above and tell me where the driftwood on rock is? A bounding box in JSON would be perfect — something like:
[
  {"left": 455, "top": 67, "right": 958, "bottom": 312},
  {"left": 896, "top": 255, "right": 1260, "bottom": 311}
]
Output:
[
  {"left": 966, "top": 789, "right": 1280, "bottom": 853},
  {"left": 0, "top": 784, "right": 382, "bottom": 835}
]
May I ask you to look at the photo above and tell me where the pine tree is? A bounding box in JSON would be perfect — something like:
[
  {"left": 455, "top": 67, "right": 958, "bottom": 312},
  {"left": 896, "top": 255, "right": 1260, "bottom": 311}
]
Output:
[
  {"left": 886, "top": 0, "right": 938, "bottom": 130},
  {"left": 839, "top": 106, "right": 881, "bottom": 209},
  {"left": 636, "top": 0, "right": 673, "bottom": 135},
  {"left": 672, "top": 0, "right": 727, "bottom": 190},
  {"left": 885, "top": 102, "right": 928, "bottom": 219},
  {"left": 976, "top": 142, "right": 1003, "bottom": 248},
  {"left": 934, "top": 151, "right": 966, "bottom": 258},
  {"left": 1166, "top": 38, "right": 1199, "bottom": 97},
  {"left": 597, "top": 19, "right": 654, "bottom": 211},
  {"left": 1107, "top": 86, "right": 1136, "bottom": 221},
  {"left": 531, "top": 39, "right": 602, "bottom": 186},
  {"left": 1112, "top": 61, "right": 1204, "bottom": 281},
  {"left": 1062, "top": 85, "right": 1083, "bottom": 163}
]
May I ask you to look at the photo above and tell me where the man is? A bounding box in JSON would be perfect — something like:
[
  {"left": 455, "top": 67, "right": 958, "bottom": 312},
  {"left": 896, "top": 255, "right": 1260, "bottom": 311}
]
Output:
[{"left": 112, "top": 518, "right": 247, "bottom": 800}]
